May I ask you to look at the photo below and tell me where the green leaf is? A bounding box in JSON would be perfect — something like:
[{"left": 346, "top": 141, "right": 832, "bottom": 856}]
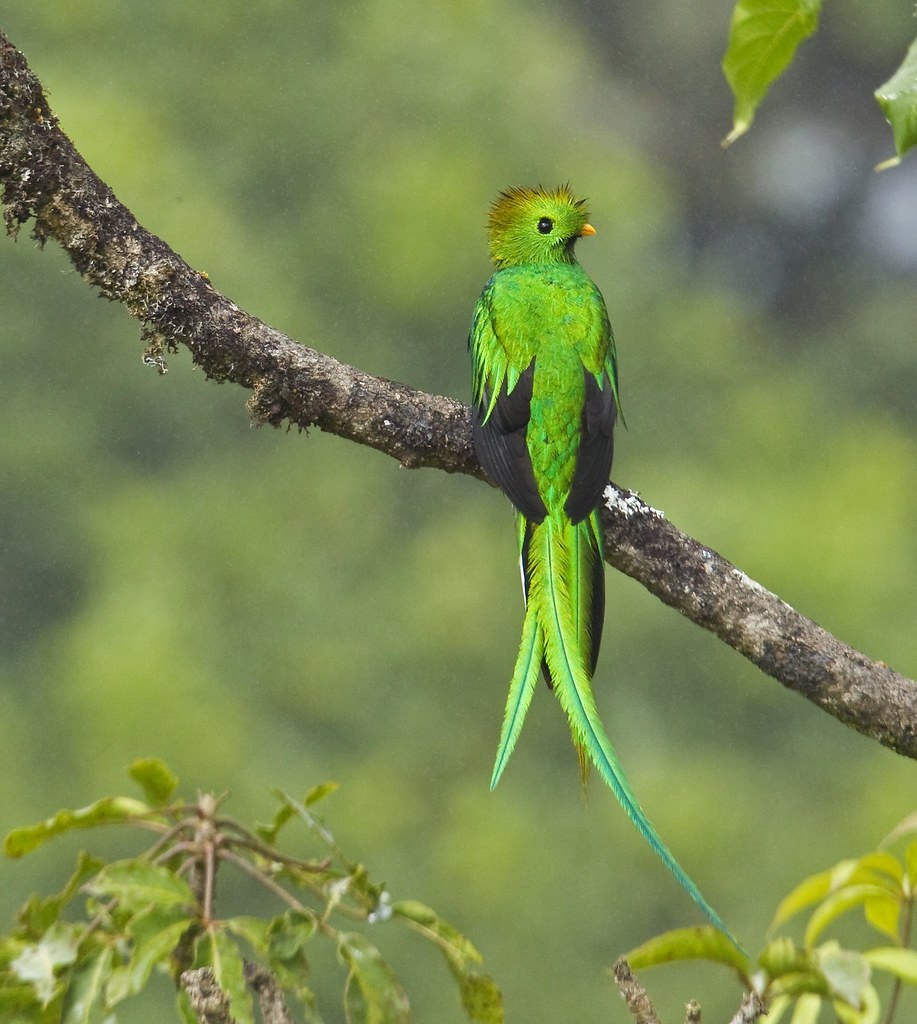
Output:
[
  {"left": 61, "top": 946, "right": 114, "bottom": 1024},
  {"left": 305, "top": 781, "right": 339, "bottom": 807},
  {"left": 817, "top": 943, "right": 870, "bottom": 1006},
  {"left": 87, "top": 860, "right": 195, "bottom": 915},
  {"left": 906, "top": 840, "right": 917, "bottom": 895},
  {"left": 863, "top": 892, "right": 900, "bottom": 942},
  {"left": 207, "top": 928, "right": 254, "bottom": 1024},
  {"left": 626, "top": 926, "right": 750, "bottom": 976},
  {"left": 224, "top": 916, "right": 271, "bottom": 955},
  {"left": 337, "top": 932, "right": 409, "bottom": 1024},
  {"left": 760, "top": 936, "right": 812, "bottom": 980},
  {"left": 128, "top": 758, "right": 179, "bottom": 806},
  {"left": 722, "top": 0, "right": 821, "bottom": 145},
  {"left": 16, "top": 852, "right": 104, "bottom": 939},
  {"left": 790, "top": 992, "right": 823, "bottom": 1024},
  {"left": 851, "top": 851, "right": 904, "bottom": 888},
  {"left": 771, "top": 860, "right": 857, "bottom": 930},
  {"left": 393, "top": 900, "right": 482, "bottom": 966},
  {"left": 875, "top": 37, "right": 917, "bottom": 169},
  {"left": 0, "top": 983, "right": 60, "bottom": 1024},
  {"left": 268, "top": 910, "right": 317, "bottom": 962},
  {"left": 4, "top": 798, "right": 151, "bottom": 857},
  {"left": 805, "top": 885, "right": 890, "bottom": 947},
  {"left": 263, "top": 911, "right": 317, "bottom": 1010},
  {"left": 864, "top": 946, "right": 917, "bottom": 984},
  {"left": 257, "top": 785, "right": 338, "bottom": 845},
  {"left": 106, "top": 909, "right": 193, "bottom": 1004},
  {"left": 453, "top": 972, "right": 503, "bottom": 1024},
  {"left": 834, "top": 984, "right": 880, "bottom": 1024},
  {"left": 393, "top": 901, "right": 503, "bottom": 1023},
  {"left": 10, "top": 922, "right": 79, "bottom": 1004}
]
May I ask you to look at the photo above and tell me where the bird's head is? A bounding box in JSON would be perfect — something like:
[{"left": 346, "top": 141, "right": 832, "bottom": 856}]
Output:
[{"left": 486, "top": 184, "right": 595, "bottom": 268}]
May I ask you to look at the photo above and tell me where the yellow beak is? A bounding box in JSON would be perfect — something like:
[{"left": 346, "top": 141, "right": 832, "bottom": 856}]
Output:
[{"left": 580, "top": 223, "right": 596, "bottom": 237}]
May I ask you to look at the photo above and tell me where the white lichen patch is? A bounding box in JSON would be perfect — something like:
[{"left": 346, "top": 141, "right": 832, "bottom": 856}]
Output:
[
  {"left": 603, "top": 485, "right": 665, "bottom": 520},
  {"left": 731, "top": 567, "right": 766, "bottom": 593}
]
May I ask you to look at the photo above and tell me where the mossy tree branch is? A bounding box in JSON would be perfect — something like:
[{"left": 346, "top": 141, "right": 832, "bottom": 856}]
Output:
[{"left": 2, "top": 29, "right": 916, "bottom": 759}]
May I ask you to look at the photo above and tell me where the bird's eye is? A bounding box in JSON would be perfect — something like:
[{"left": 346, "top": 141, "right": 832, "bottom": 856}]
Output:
[{"left": 537, "top": 217, "right": 553, "bottom": 234}]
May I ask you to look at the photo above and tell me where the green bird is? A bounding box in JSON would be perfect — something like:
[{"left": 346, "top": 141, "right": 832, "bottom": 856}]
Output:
[{"left": 469, "top": 184, "right": 736, "bottom": 943}]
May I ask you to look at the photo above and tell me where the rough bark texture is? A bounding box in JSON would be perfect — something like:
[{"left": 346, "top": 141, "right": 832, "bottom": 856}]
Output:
[{"left": 2, "top": 29, "right": 916, "bottom": 759}]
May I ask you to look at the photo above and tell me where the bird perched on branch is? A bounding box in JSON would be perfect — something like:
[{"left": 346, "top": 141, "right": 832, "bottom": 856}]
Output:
[{"left": 469, "top": 184, "right": 737, "bottom": 945}]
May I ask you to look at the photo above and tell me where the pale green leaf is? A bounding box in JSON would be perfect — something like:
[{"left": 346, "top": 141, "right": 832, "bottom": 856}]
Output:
[
  {"left": 10, "top": 923, "right": 79, "bottom": 1004},
  {"left": 208, "top": 928, "right": 254, "bottom": 1024},
  {"left": 722, "top": 0, "right": 821, "bottom": 145},
  {"left": 863, "top": 893, "right": 900, "bottom": 942},
  {"left": 906, "top": 840, "right": 917, "bottom": 894},
  {"left": 817, "top": 943, "right": 870, "bottom": 1006},
  {"left": 128, "top": 758, "right": 179, "bottom": 806},
  {"left": 393, "top": 901, "right": 503, "bottom": 1023},
  {"left": 804, "top": 885, "right": 889, "bottom": 947},
  {"left": 4, "top": 798, "right": 150, "bottom": 858},
  {"left": 771, "top": 860, "right": 857, "bottom": 930},
  {"left": 851, "top": 851, "right": 904, "bottom": 888},
  {"left": 763, "top": 994, "right": 792, "bottom": 1023},
  {"left": 834, "top": 984, "right": 880, "bottom": 1024},
  {"left": 61, "top": 946, "right": 114, "bottom": 1024},
  {"left": 875, "top": 37, "right": 917, "bottom": 168},
  {"left": 87, "top": 861, "right": 195, "bottom": 915},
  {"left": 626, "top": 926, "right": 750, "bottom": 976},
  {"left": 790, "top": 992, "right": 822, "bottom": 1024},
  {"left": 864, "top": 946, "right": 917, "bottom": 984},
  {"left": 337, "top": 932, "right": 409, "bottom": 1024},
  {"left": 261, "top": 789, "right": 338, "bottom": 849},
  {"left": 305, "top": 781, "right": 339, "bottom": 807},
  {"left": 393, "top": 900, "right": 482, "bottom": 967}
]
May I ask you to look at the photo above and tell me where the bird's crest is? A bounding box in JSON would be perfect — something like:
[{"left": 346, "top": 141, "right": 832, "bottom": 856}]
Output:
[{"left": 487, "top": 184, "right": 593, "bottom": 268}]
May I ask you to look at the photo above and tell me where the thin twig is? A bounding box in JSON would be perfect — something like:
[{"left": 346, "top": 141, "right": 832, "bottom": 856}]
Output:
[
  {"left": 612, "top": 958, "right": 661, "bottom": 1024},
  {"left": 218, "top": 847, "right": 316, "bottom": 918},
  {"left": 684, "top": 999, "right": 701, "bottom": 1024},
  {"left": 727, "top": 991, "right": 765, "bottom": 1024}
]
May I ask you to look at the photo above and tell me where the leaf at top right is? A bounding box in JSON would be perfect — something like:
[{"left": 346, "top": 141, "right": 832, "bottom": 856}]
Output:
[
  {"left": 722, "top": 0, "right": 821, "bottom": 145},
  {"left": 875, "top": 37, "right": 917, "bottom": 169}
]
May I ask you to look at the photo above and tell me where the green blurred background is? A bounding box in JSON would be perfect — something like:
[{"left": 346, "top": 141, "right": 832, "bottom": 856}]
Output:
[{"left": 2, "top": 2, "right": 917, "bottom": 1020}]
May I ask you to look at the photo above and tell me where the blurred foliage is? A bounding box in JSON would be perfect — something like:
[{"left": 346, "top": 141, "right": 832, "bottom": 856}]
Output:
[
  {"left": 2, "top": 2, "right": 917, "bottom": 1021},
  {"left": 723, "top": 0, "right": 822, "bottom": 146},
  {"left": 628, "top": 813, "right": 917, "bottom": 1022},
  {"left": 720, "top": 0, "right": 917, "bottom": 163},
  {"left": 1, "top": 760, "right": 502, "bottom": 1023}
]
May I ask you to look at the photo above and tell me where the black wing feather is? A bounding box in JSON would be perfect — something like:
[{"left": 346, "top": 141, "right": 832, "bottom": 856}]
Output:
[
  {"left": 472, "top": 360, "right": 548, "bottom": 523},
  {"left": 563, "top": 369, "right": 617, "bottom": 524}
]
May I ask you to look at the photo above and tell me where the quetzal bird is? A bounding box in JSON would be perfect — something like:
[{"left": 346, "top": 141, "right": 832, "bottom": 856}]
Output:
[{"left": 469, "top": 184, "right": 735, "bottom": 942}]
